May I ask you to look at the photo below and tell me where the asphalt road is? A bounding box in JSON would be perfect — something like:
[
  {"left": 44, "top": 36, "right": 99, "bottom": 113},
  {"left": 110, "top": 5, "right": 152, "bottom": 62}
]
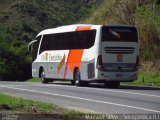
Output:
[{"left": 0, "top": 81, "right": 160, "bottom": 114}]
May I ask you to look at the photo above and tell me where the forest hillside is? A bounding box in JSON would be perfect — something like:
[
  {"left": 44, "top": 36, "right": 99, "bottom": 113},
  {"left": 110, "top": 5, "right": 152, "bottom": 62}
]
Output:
[{"left": 0, "top": 0, "right": 160, "bottom": 81}]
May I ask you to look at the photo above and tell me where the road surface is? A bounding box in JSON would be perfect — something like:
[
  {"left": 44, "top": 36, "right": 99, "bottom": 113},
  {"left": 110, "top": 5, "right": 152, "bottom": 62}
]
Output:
[{"left": 0, "top": 81, "right": 160, "bottom": 114}]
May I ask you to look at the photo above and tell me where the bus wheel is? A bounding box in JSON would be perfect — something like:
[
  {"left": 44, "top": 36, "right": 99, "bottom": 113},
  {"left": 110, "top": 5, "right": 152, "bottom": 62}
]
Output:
[
  {"left": 74, "top": 69, "right": 89, "bottom": 86},
  {"left": 41, "top": 69, "right": 48, "bottom": 84},
  {"left": 71, "top": 80, "right": 75, "bottom": 85},
  {"left": 105, "top": 82, "right": 120, "bottom": 88},
  {"left": 74, "top": 69, "right": 82, "bottom": 86}
]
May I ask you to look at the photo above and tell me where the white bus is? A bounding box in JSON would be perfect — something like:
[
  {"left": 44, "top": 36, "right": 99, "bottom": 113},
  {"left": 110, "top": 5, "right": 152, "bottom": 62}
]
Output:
[{"left": 29, "top": 24, "right": 139, "bottom": 87}]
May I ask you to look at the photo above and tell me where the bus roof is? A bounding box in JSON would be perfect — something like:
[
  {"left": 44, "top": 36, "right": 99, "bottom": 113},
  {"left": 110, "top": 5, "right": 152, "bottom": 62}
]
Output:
[
  {"left": 104, "top": 24, "right": 136, "bottom": 28},
  {"left": 36, "top": 24, "right": 102, "bottom": 37}
]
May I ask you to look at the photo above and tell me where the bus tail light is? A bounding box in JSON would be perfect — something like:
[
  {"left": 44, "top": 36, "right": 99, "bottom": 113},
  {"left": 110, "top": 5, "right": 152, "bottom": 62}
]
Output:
[
  {"left": 135, "top": 56, "right": 139, "bottom": 71},
  {"left": 96, "top": 55, "right": 104, "bottom": 71}
]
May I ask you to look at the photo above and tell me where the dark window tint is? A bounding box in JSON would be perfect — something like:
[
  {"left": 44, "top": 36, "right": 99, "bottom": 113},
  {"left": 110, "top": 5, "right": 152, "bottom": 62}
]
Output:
[
  {"left": 40, "top": 30, "right": 96, "bottom": 53},
  {"left": 32, "top": 35, "right": 41, "bottom": 61},
  {"left": 102, "top": 26, "right": 138, "bottom": 42}
]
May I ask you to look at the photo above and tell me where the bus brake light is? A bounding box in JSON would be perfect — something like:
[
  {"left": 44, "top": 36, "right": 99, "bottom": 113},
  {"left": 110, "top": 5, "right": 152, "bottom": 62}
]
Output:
[
  {"left": 96, "top": 55, "right": 104, "bottom": 71},
  {"left": 135, "top": 56, "right": 139, "bottom": 71}
]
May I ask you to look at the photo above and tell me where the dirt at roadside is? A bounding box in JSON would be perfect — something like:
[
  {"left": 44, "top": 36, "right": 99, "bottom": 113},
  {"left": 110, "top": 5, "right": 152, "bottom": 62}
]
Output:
[
  {"left": 140, "top": 60, "right": 160, "bottom": 72},
  {"left": 0, "top": 113, "right": 84, "bottom": 120},
  {"left": 0, "top": 105, "right": 86, "bottom": 120},
  {"left": 0, "top": 112, "right": 85, "bottom": 120}
]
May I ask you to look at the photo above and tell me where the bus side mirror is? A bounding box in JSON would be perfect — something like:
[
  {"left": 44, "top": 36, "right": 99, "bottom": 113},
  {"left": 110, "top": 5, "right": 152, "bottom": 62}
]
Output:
[
  {"left": 28, "top": 40, "right": 37, "bottom": 52},
  {"left": 28, "top": 45, "right": 31, "bottom": 52}
]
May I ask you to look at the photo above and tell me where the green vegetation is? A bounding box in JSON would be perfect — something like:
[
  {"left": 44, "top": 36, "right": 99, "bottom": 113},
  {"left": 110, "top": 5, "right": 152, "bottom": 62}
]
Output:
[
  {"left": 0, "top": 93, "right": 86, "bottom": 119},
  {"left": 135, "top": 2, "right": 160, "bottom": 60},
  {"left": 0, "top": 0, "right": 102, "bottom": 81},
  {"left": 83, "top": 0, "right": 160, "bottom": 62},
  {"left": 123, "top": 60, "right": 160, "bottom": 87},
  {"left": 123, "top": 72, "right": 160, "bottom": 87},
  {"left": 27, "top": 78, "right": 41, "bottom": 82},
  {"left": 61, "top": 110, "right": 84, "bottom": 117},
  {"left": 0, "top": 28, "right": 31, "bottom": 81},
  {"left": 0, "top": 0, "right": 102, "bottom": 42},
  {"left": 82, "top": 0, "right": 160, "bottom": 86},
  {"left": 58, "top": 108, "right": 85, "bottom": 119},
  {"left": 0, "top": 93, "right": 55, "bottom": 112},
  {"left": 0, "top": 0, "right": 160, "bottom": 83}
]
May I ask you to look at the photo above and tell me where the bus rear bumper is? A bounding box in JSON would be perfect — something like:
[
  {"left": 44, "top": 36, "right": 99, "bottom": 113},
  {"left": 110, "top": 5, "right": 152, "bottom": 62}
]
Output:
[{"left": 96, "top": 71, "right": 138, "bottom": 82}]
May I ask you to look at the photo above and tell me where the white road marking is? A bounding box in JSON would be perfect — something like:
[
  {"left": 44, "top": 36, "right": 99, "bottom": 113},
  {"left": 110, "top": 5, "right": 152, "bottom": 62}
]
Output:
[
  {"left": 42, "top": 83, "right": 160, "bottom": 98},
  {"left": 79, "top": 86, "right": 160, "bottom": 98},
  {"left": 0, "top": 82, "right": 160, "bottom": 98},
  {"left": 0, "top": 85, "right": 160, "bottom": 113},
  {"left": 30, "top": 83, "right": 160, "bottom": 98},
  {"left": 0, "top": 85, "right": 32, "bottom": 87}
]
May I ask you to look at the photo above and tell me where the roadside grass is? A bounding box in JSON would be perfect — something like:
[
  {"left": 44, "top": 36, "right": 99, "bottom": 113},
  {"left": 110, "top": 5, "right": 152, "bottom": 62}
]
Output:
[
  {"left": 27, "top": 72, "right": 160, "bottom": 87},
  {"left": 27, "top": 78, "right": 41, "bottom": 82},
  {"left": 122, "top": 72, "right": 160, "bottom": 87},
  {"left": 0, "top": 93, "right": 87, "bottom": 119},
  {"left": 26, "top": 78, "right": 71, "bottom": 84},
  {"left": 0, "top": 93, "right": 55, "bottom": 112},
  {"left": 56, "top": 108, "right": 85, "bottom": 118}
]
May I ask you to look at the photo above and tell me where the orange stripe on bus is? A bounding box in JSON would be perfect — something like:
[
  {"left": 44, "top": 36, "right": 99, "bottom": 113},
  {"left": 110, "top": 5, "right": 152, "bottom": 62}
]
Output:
[
  {"left": 63, "top": 50, "right": 71, "bottom": 79},
  {"left": 68, "top": 49, "right": 84, "bottom": 73},
  {"left": 63, "top": 49, "right": 84, "bottom": 79},
  {"left": 63, "top": 26, "right": 91, "bottom": 79},
  {"left": 76, "top": 26, "right": 91, "bottom": 31}
]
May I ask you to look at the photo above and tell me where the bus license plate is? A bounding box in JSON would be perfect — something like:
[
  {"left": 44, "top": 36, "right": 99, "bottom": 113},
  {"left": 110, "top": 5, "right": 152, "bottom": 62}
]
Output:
[{"left": 116, "top": 74, "right": 123, "bottom": 77}]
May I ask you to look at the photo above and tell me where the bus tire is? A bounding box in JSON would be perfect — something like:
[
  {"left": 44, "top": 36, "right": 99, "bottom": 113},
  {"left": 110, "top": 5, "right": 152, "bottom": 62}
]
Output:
[
  {"left": 71, "top": 80, "right": 75, "bottom": 85},
  {"left": 105, "top": 82, "right": 120, "bottom": 88},
  {"left": 40, "top": 69, "right": 48, "bottom": 84},
  {"left": 82, "top": 81, "right": 89, "bottom": 87},
  {"left": 74, "top": 69, "right": 89, "bottom": 86},
  {"left": 74, "top": 69, "right": 84, "bottom": 86},
  {"left": 74, "top": 69, "right": 81, "bottom": 86}
]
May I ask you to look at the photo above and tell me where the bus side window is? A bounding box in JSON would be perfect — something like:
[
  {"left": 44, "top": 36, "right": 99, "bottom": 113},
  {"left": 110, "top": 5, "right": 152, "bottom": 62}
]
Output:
[
  {"left": 38, "top": 30, "right": 96, "bottom": 53},
  {"left": 76, "top": 30, "right": 96, "bottom": 49}
]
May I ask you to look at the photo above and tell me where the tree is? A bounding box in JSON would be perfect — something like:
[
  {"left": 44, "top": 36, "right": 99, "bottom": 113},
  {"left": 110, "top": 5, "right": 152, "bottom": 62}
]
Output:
[
  {"left": 107, "top": 0, "right": 136, "bottom": 26},
  {"left": 0, "top": 38, "right": 32, "bottom": 81}
]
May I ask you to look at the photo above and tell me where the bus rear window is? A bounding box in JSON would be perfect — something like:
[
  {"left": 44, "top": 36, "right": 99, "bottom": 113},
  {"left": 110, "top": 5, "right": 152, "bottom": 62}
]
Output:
[{"left": 102, "top": 26, "right": 138, "bottom": 42}]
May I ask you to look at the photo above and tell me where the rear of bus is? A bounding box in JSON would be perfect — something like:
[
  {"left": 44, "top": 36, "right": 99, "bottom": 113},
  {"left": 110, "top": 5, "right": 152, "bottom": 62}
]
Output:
[{"left": 96, "top": 25, "right": 139, "bottom": 84}]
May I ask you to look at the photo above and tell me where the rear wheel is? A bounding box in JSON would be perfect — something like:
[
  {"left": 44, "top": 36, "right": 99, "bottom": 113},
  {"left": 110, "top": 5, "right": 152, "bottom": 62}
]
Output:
[
  {"left": 105, "top": 82, "right": 120, "bottom": 88},
  {"left": 40, "top": 69, "right": 48, "bottom": 84},
  {"left": 71, "top": 80, "right": 75, "bottom": 85},
  {"left": 74, "top": 69, "right": 89, "bottom": 86},
  {"left": 74, "top": 69, "right": 81, "bottom": 86}
]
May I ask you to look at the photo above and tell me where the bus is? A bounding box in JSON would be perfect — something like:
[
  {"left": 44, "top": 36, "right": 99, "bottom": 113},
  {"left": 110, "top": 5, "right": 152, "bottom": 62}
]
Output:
[{"left": 28, "top": 24, "right": 139, "bottom": 87}]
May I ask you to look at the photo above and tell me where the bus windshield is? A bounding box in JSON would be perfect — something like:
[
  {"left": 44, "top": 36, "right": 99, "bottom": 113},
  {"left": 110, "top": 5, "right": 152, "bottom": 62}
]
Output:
[
  {"left": 102, "top": 26, "right": 138, "bottom": 42},
  {"left": 32, "top": 36, "right": 41, "bottom": 61}
]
